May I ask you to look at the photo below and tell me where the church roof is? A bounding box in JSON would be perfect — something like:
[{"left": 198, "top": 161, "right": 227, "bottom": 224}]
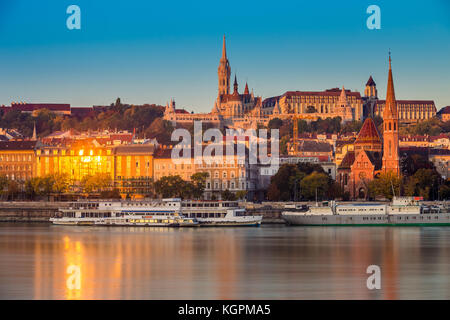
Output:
[
  {"left": 338, "top": 151, "right": 355, "bottom": 169},
  {"left": 366, "top": 76, "right": 376, "bottom": 86},
  {"left": 355, "top": 118, "right": 381, "bottom": 145}
]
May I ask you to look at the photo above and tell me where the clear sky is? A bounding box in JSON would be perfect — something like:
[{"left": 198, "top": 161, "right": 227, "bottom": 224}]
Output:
[{"left": 0, "top": 0, "right": 449, "bottom": 112}]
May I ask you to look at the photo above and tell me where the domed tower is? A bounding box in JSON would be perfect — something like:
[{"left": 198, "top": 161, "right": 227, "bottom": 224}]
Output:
[
  {"left": 382, "top": 54, "right": 400, "bottom": 176},
  {"left": 218, "top": 35, "right": 231, "bottom": 97}
]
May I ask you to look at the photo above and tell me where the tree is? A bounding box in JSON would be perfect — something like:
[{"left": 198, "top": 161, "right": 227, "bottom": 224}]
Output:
[
  {"left": 402, "top": 154, "right": 434, "bottom": 176},
  {"left": 236, "top": 190, "right": 248, "bottom": 201},
  {"left": 191, "top": 172, "right": 209, "bottom": 199},
  {"left": 25, "top": 177, "right": 40, "bottom": 200},
  {"left": 81, "top": 173, "right": 112, "bottom": 194},
  {"left": 266, "top": 162, "right": 331, "bottom": 201},
  {"left": 221, "top": 189, "right": 237, "bottom": 201},
  {"left": 300, "top": 172, "right": 330, "bottom": 201},
  {"left": 6, "top": 180, "right": 20, "bottom": 200},
  {"left": 145, "top": 118, "right": 174, "bottom": 145},
  {"left": 52, "top": 173, "right": 70, "bottom": 200},
  {"left": 154, "top": 175, "right": 187, "bottom": 198},
  {"left": 0, "top": 175, "right": 8, "bottom": 200},
  {"left": 368, "top": 172, "right": 401, "bottom": 200},
  {"left": 439, "top": 180, "right": 450, "bottom": 200},
  {"left": 404, "top": 168, "right": 442, "bottom": 200}
]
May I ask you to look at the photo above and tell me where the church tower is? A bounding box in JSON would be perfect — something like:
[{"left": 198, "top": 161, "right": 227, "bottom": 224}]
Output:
[
  {"left": 382, "top": 54, "right": 400, "bottom": 176},
  {"left": 218, "top": 35, "right": 231, "bottom": 96},
  {"left": 364, "top": 76, "right": 377, "bottom": 98}
]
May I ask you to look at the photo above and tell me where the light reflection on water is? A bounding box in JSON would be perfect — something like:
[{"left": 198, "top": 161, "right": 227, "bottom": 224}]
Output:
[{"left": 1, "top": 223, "right": 450, "bottom": 300}]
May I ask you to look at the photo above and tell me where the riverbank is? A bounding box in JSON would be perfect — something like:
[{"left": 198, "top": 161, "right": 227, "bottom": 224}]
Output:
[{"left": 0, "top": 202, "right": 70, "bottom": 222}]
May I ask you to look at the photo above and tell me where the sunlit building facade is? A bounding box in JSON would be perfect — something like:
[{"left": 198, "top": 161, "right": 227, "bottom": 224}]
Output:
[
  {"left": 36, "top": 144, "right": 114, "bottom": 185},
  {"left": 0, "top": 141, "right": 36, "bottom": 181}
]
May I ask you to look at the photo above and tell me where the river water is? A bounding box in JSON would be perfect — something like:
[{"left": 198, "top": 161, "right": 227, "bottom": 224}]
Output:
[{"left": 1, "top": 223, "right": 450, "bottom": 300}]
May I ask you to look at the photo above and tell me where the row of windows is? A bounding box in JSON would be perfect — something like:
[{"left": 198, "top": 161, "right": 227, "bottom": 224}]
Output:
[
  {"left": 0, "top": 165, "right": 32, "bottom": 171},
  {"left": 0, "top": 155, "right": 33, "bottom": 162}
]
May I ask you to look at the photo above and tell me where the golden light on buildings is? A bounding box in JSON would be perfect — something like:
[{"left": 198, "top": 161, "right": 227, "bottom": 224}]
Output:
[{"left": 79, "top": 149, "right": 84, "bottom": 156}]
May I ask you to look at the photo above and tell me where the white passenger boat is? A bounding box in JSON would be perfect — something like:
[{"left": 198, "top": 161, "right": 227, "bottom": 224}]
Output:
[
  {"left": 50, "top": 198, "right": 198, "bottom": 227},
  {"left": 181, "top": 200, "right": 262, "bottom": 227},
  {"left": 51, "top": 199, "right": 262, "bottom": 227}
]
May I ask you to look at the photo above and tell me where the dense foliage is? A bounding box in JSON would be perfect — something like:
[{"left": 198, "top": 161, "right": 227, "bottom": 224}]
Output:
[{"left": 267, "top": 163, "right": 341, "bottom": 201}]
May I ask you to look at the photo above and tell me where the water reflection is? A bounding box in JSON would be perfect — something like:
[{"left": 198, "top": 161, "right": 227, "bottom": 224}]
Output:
[{"left": 1, "top": 224, "right": 450, "bottom": 299}]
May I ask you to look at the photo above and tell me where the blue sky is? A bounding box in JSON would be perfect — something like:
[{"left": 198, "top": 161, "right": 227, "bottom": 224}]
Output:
[{"left": 0, "top": 0, "right": 449, "bottom": 112}]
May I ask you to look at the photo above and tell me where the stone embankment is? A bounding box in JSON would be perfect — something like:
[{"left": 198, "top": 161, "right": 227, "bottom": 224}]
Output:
[{"left": 0, "top": 202, "right": 70, "bottom": 222}]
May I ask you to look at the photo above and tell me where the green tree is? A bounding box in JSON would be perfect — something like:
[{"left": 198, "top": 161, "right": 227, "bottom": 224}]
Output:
[
  {"left": 52, "top": 173, "right": 70, "bottom": 200},
  {"left": 6, "top": 180, "right": 20, "bottom": 200},
  {"left": 368, "top": 172, "right": 401, "bottom": 200},
  {"left": 154, "top": 175, "right": 187, "bottom": 198},
  {"left": 221, "top": 189, "right": 237, "bottom": 201},
  {"left": 404, "top": 168, "right": 442, "bottom": 200},
  {"left": 299, "top": 172, "right": 330, "bottom": 201},
  {"left": 81, "top": 173, "right": 112, "bottom": 194},
  {"left": 191, "top": 172, "right": 209, "bottom": 199},
  {"left": 236, "top": 190, "right": 248, "bottom": 201}
]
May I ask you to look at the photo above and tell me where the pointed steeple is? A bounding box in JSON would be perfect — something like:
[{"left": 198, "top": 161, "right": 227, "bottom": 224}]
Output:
[
  {"left": 384, "top": 53, "right": 397, "bottom": 119},
  {"left": 221, "top": 35, "right": 227, "bottom": 61},
  {"left": 233, "top": 74, "right": 238, "bottom": 94},
  {"left": 273, "top": 100, "right": 281, "bottom": 115},
  {"left": 338, "top": 86, "right": 348, "bottom": 106},
  {"left": 382, "top": 52, "right": 400, "bottom": 176},
  {"left": 218, "top": 35, "right": 231, "bottom": 96},
  {"left": 32, "top": 122, "right": 37, "bottom": 140},
  {"left": 244, "top": 82, "right": 249, "bottom": 95},
  {"left": 366, "top": 76, "right": 376, "bottom": 86}
]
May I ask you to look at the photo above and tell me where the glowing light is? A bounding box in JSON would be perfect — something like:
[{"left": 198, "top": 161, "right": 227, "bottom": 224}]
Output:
[{"left": 79, "top": 150, "right": 84, "bottom": 156}]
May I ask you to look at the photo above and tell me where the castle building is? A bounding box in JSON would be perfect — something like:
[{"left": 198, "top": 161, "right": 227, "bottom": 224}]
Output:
[
  {"left": 374, "top": 100, "right": 436, "bottom": 124},
  {"left": 363, "top": 76, "right": 436, "bottom": 124},
  {"left": 263, "top": 87, "right": 364, "bottom": 123}
]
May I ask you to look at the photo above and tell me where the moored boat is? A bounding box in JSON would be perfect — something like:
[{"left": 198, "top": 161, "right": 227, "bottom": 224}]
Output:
[{"left": 281, "top": 197, "right": 450, "bottom": 226}]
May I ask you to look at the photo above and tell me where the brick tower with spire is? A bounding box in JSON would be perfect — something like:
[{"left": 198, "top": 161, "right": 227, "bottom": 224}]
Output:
[
  {"left": 218, "top": 35, "right": 231, "bottom": 96},
  {"left": 382, "top": 53, "right": 400, "bottom": 176}
]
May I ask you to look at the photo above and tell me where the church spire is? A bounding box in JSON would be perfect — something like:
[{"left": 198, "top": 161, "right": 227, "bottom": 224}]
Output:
[
  {"left": 218, "top": 35, "right": 231, "bottom": 96},
  {"left": 233, "top": 74, "right": 238, "bottom": 94},
  {"left": 244, "top": 82, "right": 249, "bottom": 95},
  {"left": 221, "top": 35, "right": 227, "bottom": 60},
  {"left": 382, "top": 52, "right": 400, "bottom": 176},
  {"left": 384, "top": 52, "right": 397, "bottom": 119},
  {"left": 32, "top": 122, "right": 37, "bottom": 140}
]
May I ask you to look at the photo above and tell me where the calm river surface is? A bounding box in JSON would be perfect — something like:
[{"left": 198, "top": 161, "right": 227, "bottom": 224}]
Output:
[{"left": 1, "top": 223, "right": 450, "bottom": 299}]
